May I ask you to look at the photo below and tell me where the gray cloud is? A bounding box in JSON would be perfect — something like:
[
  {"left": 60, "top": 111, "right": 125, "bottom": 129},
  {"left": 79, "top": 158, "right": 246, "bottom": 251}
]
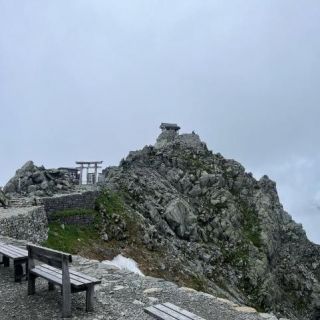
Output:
[{"left": 1, "top": 1, "right": 319, "bottom": 243}]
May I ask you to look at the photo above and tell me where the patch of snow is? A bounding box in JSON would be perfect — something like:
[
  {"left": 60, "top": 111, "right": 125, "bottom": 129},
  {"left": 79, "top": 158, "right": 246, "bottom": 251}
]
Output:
[{"left": 102, "top": 254, "right": 144, "bottom": 276}]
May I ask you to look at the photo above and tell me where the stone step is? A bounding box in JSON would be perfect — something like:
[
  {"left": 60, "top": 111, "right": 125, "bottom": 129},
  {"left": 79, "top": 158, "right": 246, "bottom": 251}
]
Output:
[{"left": 9, "top": 198, "right": 34, "bottom": 207}]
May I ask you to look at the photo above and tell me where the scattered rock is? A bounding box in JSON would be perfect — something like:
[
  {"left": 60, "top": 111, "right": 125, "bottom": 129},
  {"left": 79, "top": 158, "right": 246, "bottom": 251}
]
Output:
[{"left": 4, "top": 161, "right": 78, "bottom": 197}]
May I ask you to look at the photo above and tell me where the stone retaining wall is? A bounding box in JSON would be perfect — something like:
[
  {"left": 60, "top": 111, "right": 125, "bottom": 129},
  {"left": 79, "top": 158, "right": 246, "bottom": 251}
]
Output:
[
  {"left": 38, "top": 191, "right": 99, "bottom": 217},
  {"left": 0, "top": 206, "right": 48, "bottom": 243}
]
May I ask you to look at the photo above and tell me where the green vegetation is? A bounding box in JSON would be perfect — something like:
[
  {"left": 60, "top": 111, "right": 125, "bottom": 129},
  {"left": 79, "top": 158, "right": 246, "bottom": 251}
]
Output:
[
  {"left": 43, "top": 209, "right": 101, "bottom": 253},
  {"left": 50, "top": 208, "right": 98, "bottom": 219},
  {"left": 96, "top": 189, "right": 125, "bottom": 215},
  {"left": 187, "top": 275, "right": 208, "bottom": 292},
  {"left": 97, "top": 188, "right": 141, "bottom": 241},
  {"left": 242, "top": 206, "right": 262, "bottom": 248}
]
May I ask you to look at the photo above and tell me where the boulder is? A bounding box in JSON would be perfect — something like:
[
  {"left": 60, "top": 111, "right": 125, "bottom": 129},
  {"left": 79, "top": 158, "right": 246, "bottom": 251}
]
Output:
[
  {"left": 0, "top": 189, "right": 9, "bottom": 208},
  {"left": 3, "top": 161, "right": 77, "bottom": 197},
  {"left": 164, "top": 198, "right": 196, "bottom": 239}
]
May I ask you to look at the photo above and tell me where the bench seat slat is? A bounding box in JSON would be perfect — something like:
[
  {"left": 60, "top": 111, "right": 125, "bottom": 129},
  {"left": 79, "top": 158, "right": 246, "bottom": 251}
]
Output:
[
  {"left": 37, "top": 265, "right": 84, "bottom": 286},
  {"left": 32, "top": 265, "right": 84, "bottom": 287},
  {"left": 0, "top": 246, "right": 25, "bottom": 259},
  {"left": 145, "top": 303, "right": 206, "bottom": 320},
  {"left": 154, "top": 305, "right": 192, "bottom": 320},
  {"left": 0, "top": 243, "right": 25, "bottom": 254},
  {"left": 0, "top": 242, "right": 26, "bottom": 254},
  {"left": 0, "top": 248, "right": 20, "bottom": 258},
  {"left": 145, "top": 306, "right": 178, "bottom": 320},
  {"left": 6, "top": 245, "right": 28, "bottom": 256},
  {"left": 63, "top": 267, "right": 101, "bottom": 283},
  {"left": 41, "top": 264, "right": 100, "bottom": 286},
  {"left": 31, "top": 265, "right": 101, "bottom": 288},
  {"left": 30, "top": 267, "right": 63, "bottom": 286},
  {"left": 43, "top": 264, "right": 101, "bottom": 285},
  {"left": 164, "top": 303, "right": 206, "bottom": 320}
]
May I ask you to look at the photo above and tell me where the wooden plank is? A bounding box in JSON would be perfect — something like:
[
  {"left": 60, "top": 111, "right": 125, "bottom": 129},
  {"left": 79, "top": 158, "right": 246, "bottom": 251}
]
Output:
[
  {"left": 37, "top": 263, "right": 101, "bottom": 284},
  {"left": 7, "top": 244, "right": 27, "bottom": 255},
  {"left": 163, "top": 303, "right": 206, "bottom": 320},
  {"left": 0, "top": 248, "right": 20, "bottom": 259},
  {"left": 86, "top": 285, "right": 95, "bottom": 312},
  {"left": 0, "top": 243, "right": 25, "bottom": 254},
  {"left": 145, "top": 306, "right": 178, "bottom": 320},
  {"left": 27, "top": 244, "right": 72, "bottom": 264},
  {"left": 154, "top": 305, "right": 191, "bottom": 320},
  {"left": 33, "top": 265, "right": 84, "bottom": 287},
  {"left": 5, "top": 247, "right": 27, "bottom": 258},
  {"left": 68, "top": 268, "right": 101, "bottom": 284},
  {"left": 31, "top": 253, "right": 62, "bottom": 268},
  {"left": 41, "top": 265, "right": 94, "bottom": 286},
  {"left": 30, "top": 267, "right": 63, "bottom": 286},
  {"left": 0, "top": 246, "right": 22, "bottom": 259},
  {"left": 0, "top": 244, "right": 22, "bottom": 256},
  {"left": 62, "top": 255, "right": 72, "bottom": 318}
]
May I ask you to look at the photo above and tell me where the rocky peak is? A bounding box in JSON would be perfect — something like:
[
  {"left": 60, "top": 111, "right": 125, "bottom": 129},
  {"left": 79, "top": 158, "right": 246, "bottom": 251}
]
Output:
[
  {"left": 100, "top": 125, "right": 320, "bottom": 320},
  {"left": 4, "top": 161, "right": 78, "bottom": 197}
]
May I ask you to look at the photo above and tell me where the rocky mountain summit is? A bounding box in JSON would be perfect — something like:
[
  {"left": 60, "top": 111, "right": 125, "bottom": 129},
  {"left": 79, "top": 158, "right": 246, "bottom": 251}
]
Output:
[
  {"left": 4, "top": 161, "right": 77, "bottom": 197},
  {"left": 101, "top": 128, "right": 320, "bottom": 320}
]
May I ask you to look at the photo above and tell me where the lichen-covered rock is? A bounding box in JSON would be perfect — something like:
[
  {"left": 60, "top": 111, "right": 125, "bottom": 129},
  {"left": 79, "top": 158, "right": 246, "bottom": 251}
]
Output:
[
  {"left": 100, "top": 129, "right": 320, "bottom": 320},
  {"left": 0, "top": 189, "right": 9, "bottom": 208},
  {"left": 164, "top": 198, "right": 197, "bottom": 239}
]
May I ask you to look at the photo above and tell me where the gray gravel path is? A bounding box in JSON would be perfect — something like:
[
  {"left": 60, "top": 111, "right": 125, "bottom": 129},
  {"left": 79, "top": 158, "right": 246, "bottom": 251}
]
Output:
[{"left": 0, "top": 236, "right": 282, "bottom": 320}]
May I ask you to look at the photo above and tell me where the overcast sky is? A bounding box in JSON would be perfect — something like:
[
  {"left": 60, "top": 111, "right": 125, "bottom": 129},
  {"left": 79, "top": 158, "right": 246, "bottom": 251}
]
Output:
[{"left": 1, "top": 1, "right": 320, "bottom": 243}]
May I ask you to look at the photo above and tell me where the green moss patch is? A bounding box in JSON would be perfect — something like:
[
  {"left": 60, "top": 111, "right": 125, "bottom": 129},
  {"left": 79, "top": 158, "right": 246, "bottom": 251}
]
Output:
[
  {"left": 43, "top": 208, "right": 101, "bottom": 253},
  {"left": 96, "top": 189, "right": 125, "bottom": 215}
]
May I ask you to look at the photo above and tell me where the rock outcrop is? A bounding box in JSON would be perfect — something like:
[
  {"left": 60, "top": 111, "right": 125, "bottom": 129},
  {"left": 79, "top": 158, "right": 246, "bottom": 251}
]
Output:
[
  {"left": 4, "top": 161, "right": 77, "bottom": 197},
  {"left": 100, "top": 130, "right": 320, "bottom": 320},
  {"left": 0, "top": 189, "right": 9, "bottom": 208}
]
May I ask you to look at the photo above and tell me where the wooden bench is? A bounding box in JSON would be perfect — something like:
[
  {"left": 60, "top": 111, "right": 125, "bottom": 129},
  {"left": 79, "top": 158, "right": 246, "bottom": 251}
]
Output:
[
  {"left": 0, "top": 242, "right": 28, "bottom": 282},
  {"left": 145, "top": 302, "right": 206, "bottom": 320},
  {"left": 27, "top": 244, "right": 101, "bottom": 318}
]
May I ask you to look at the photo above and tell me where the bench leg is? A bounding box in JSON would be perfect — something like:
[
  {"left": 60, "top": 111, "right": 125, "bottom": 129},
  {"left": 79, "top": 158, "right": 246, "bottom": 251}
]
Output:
[
  {"left": 86, "top": 285, "right": 95, "bottom": 312},
  {"left": 3, "top": 256, "right": 9, "bottom": 268},
  {"left": 62, "top": 288, "right": 72, "bottom": 318},
  {"left": 48, "top": 282, "right": 55, "bottom": 291},
  {"left": 28, "top": 274, "right": 36, "bottom": 295},
  {"left": 14, "top": 263, "right": 24, "bottom": 282},
  {"left": 25, "top": 261, "right": 28, "bottom": 280}
]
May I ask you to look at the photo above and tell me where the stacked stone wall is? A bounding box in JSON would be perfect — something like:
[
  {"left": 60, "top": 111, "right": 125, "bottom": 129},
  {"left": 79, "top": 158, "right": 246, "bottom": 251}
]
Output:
[
  {"left": 0, "top": 206, "right": 48, "bottom": 243},
  {"left": 39, "top": 191, "right": 100, "bottom": 218}
]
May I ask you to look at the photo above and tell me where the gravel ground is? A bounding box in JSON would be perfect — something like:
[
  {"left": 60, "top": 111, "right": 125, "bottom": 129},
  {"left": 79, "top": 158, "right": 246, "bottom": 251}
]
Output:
[{"left": 0, "top": 236, "right": 283, "bottom": 320}]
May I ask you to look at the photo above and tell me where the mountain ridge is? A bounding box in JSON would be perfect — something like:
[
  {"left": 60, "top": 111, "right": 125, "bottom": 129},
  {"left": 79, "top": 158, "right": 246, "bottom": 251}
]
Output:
[{"left": 100, "top": 129, "right": 320, "bottom": 320}]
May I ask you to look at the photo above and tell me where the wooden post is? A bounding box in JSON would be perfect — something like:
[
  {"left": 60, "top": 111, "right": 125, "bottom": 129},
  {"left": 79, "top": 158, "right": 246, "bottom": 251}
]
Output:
[
  {"left": 79, "top": 164, "right": 83, "bottom": 185},
  {"left": 61, "top": 256, "right": 72, "bottom": 318},
  {"left": 86, "top": 165, "right": 90, "bottom": 184},
  {"left": 27, "top": 247, "right": 35, "bottom": 295},
  {"left": 94, "top": 163, "right": 98, "bottom": 184},
  {"left": 14, "top": 261, "right": 23, "bottom": 282},
  {"left": 3, "top": 256, "right": 9, "bottom": 267},
  {"left": 86, "top": 285, "right": 95, "bottom": 312}
]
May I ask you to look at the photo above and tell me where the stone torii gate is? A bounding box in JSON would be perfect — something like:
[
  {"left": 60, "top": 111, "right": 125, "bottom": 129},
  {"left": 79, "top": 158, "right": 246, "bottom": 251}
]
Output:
[{"left": 76, "top": 161, "right": 103, "bottom": 185}]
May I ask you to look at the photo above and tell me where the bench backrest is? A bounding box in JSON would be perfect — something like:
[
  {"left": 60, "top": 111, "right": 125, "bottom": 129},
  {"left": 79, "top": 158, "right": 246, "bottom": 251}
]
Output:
[{"left": 27, "top": 244, "right": 72, "bottom": 269}]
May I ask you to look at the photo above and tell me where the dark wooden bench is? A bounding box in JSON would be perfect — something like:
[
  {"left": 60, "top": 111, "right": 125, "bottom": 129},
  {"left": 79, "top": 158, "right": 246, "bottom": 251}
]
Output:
[
  {"left": 145, "top": 302, "right": 206, "bottom": 320},
  {"left": 27, "top": 244, "right": 101, "bottom": 318},
  {"left": 0, "top": 242, "right": 28, "bottom": 282}
]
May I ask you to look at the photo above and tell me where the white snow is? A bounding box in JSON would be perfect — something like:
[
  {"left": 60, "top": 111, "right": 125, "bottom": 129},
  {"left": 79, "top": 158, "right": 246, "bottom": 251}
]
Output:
[{"left": 102, "top": 254, "right": 144, "bottom": 276}]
